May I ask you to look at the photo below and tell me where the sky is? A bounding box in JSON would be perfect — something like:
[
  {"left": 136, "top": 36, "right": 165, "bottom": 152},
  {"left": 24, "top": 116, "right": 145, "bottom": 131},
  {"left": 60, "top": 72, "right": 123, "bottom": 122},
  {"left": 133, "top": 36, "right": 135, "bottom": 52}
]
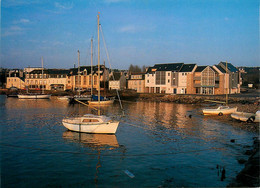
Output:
[{"left": 1, "top": 0, "right": 259, "bottom": 70}]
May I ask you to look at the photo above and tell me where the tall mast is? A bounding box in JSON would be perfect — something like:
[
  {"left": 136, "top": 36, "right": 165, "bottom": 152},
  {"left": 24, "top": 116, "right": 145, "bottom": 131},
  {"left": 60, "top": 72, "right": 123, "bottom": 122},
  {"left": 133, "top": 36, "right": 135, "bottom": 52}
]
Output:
[
  {"left": 41, "top": 57, "right": 44, "bottom": 94},
  {"left": 97, "top": 13, "right": 100, "bottom": 110},
  {"left": 78, "top": 50, "right": 80, "bottom": 95},
  {"left": 91, "top": 37, "right": 93, "bottom": 96},
  {"left": 226, "top": 61, "right": 228, "bottom": 105}
]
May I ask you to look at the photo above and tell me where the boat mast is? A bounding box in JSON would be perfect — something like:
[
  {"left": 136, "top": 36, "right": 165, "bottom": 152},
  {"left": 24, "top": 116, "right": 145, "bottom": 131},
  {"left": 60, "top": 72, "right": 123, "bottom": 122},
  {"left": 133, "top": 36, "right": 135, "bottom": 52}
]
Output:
[
  {"left": 226, "top": 61, "right": 228, "bottom": 106},
  {"left": 97, "top": 13, "right": 100, "bottom": 111},
  {"left": 78, "top": 50, "right": 80, "bottom": 96},
  {"left": 91, "top": 37, "right": 93, "bottom": 96},
  {"left": 41, "top": 57, "right": 44, "bottom": 94}
]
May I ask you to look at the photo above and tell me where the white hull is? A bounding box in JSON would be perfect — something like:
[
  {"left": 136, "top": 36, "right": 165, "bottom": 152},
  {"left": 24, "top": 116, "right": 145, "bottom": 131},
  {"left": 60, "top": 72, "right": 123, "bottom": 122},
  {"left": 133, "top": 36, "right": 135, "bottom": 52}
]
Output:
[
  {"left": 231, "top": 111, "right": 260, "bottom": 123},
  {"left": 203, "top": 106, "right": 237, "bottom": 115},
  {"left": 18, "top": 94, "right": 51, "bottom": 99},
  {"left": 88, "top": 99, "right": 114, "bottom": 105},
  {"left": 62, "top": 116, "right": 119, "bottom": 134}
]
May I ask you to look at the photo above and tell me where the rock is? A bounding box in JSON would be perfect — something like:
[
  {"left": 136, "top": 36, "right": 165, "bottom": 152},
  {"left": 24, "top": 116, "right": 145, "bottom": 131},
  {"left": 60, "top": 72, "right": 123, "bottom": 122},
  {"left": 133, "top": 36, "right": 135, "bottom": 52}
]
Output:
[{"left": 237, "top": 158, "right": 247, "bottom": 164}]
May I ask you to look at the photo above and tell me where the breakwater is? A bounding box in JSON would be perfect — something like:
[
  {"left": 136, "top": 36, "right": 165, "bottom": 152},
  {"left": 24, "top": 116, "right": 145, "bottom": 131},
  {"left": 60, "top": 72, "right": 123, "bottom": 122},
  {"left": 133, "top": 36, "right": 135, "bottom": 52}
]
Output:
[{"left": 137, "top": 93, "right": 259, "bottom": 104}]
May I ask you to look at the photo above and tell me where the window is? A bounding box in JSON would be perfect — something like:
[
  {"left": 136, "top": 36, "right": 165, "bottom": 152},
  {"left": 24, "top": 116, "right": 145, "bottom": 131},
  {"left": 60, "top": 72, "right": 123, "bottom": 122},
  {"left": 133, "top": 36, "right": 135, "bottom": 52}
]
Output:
[
  {"left": 147, "top": 80, "right": 149, "bottom": 83},
  {"left": 168, "top": 79, "right": 170, "bottom": 83},
  {"left": 201, "top": 67, "right": 215, "bottom": 86},
  {"left": 156, "top": 71, "right": 166, "bottom": 85},
  {"left": 168, "top": 73, "right": 170, "bottom": 76}
]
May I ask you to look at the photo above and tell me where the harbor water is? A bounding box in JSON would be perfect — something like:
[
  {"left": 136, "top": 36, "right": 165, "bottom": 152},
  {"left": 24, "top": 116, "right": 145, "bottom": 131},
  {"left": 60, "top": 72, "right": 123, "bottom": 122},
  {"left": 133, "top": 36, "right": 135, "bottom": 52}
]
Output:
[{"left": 1, "top": 95, "right": 257, "bottom": 187}]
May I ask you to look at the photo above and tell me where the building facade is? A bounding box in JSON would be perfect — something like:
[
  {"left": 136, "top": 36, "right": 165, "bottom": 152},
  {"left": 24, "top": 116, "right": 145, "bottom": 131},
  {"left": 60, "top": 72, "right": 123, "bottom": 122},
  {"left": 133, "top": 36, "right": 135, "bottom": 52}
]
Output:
[{"left": 127, "top": 72, "right": 145, "bottom": 93}]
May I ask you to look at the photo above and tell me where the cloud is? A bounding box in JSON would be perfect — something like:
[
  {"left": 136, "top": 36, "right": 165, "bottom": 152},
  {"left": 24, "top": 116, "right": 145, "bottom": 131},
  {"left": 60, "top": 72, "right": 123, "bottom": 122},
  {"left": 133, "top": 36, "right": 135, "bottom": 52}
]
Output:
[
  {"left": 54, "top": 2, "right": 73, "bottom": 10},
  {"left": 119, "top": 25, "right": 137, "bottom": 33},
  {"left": 104, "top": 0, "right": 129, "bottom": 3},
  {"left": 2, "top": 26, "right": 24, "bottom": 37},
  {"left": 13, "top": 18, "right": 30, "bottom": 24},
  {"left": 118, "top": 24, "right": 156, "bottom": 33}
]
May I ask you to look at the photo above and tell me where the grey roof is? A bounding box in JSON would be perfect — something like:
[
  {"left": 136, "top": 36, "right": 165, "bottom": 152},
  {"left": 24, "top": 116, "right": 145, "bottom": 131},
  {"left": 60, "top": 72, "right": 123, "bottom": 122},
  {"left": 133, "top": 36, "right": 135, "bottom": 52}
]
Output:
[
  {"left": 154, "top": 63, "right": 184, "bottom": 71},
  {"left": 219, "top": 62, "right": 238, "bottom": 72},
  {"left": 214, "top": 65, "right": 227, "bottom": 73},
  {"left": 30, "top": 69, "right": 70, "bottom": 75},
  {"left": 146, "top": 63, "right": 184, "bottom": 73},
  {"left": 195, "top": 66, "right": 207, "bottom": 72},
  {"left": 179, "top": 64, "right": 196, "bottom": 72}
]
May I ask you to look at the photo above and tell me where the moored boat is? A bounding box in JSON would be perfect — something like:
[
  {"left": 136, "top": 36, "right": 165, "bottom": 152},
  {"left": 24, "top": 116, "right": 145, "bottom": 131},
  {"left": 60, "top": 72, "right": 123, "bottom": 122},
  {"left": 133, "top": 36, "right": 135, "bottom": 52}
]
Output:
[
  {"left": 18, "top": 93, "right": 51, "bottom": 99},
  {"left": 231, "top": 111, "right": 260, "bottom": 123},
  {"left": 62, "top": 114, "right": 119, "bottom": 134},
  {"left": 202, "top": 105, "right": 237, "bottom": 116}
]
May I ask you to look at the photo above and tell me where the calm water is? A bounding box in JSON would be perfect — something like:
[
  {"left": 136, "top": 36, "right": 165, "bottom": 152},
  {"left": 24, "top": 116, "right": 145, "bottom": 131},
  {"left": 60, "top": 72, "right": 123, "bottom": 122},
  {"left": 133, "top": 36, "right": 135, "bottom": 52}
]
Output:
[{"left": 1, "top": 95, "right": 257, "bottom": 187}]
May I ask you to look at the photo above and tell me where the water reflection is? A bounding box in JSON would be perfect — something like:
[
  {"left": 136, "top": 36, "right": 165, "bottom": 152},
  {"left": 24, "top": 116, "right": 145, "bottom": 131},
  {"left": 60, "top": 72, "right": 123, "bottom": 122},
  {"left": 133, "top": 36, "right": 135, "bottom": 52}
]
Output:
[
  {"left": 62, "top": 131, "right": 121, "bottom": 185},
  {"left": 62, "top": 131, "right": 119, "bottom": 150}
]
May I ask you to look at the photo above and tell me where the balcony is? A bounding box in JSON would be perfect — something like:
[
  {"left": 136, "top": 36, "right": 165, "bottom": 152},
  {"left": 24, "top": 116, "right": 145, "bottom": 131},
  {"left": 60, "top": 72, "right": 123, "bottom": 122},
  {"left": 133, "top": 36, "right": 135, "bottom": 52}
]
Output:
[
  {"left": 194, "top": 83, "right": 201, "bottom": 87},
  {"left": 194, "top": 76, "right": 201, "bottom": 81}
]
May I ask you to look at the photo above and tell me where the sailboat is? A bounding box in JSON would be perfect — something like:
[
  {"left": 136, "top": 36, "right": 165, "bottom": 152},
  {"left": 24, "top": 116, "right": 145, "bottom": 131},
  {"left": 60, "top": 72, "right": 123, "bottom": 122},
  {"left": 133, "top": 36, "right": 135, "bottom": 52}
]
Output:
[
  {"left": 62, "top": 13, "right": 120, "bottom": 134},
  {"left": 202, "top": 61, "right": 237, "bottom": 115},
  {"left": 18, "top": 57, "right": 51, "bottom": 99}
]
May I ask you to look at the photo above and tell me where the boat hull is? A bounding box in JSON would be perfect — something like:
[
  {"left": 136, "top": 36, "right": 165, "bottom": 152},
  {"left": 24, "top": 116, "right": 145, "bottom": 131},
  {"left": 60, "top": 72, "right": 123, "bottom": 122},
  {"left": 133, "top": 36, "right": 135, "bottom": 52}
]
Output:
[
  {"left": 203, "top": 107, "right": 237, "bottom": 115},
  {"left": 88, "top": 99, "right": 114, "bottom": 105},
  {"left": 62, "top": 120, "right": 119, "bottom": 134},
  {"left": 17, "top": 94, "right": 51, "bottom": 99},
  {"left": 231, "top": 112, "right": 260, "bottom": 123}
]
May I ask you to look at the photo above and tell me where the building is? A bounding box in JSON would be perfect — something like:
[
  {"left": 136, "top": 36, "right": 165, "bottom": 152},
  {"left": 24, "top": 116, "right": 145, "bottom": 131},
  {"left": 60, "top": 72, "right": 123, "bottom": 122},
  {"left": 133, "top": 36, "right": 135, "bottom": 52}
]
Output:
[
  {"left": 25, "top": 69, "right": 69, "bottom": 91},
  {"left": 66, "top": 65, "right": 109, "bottom": 91},
  {"left": 177, "top": 64, "right": 197, "bottom": 94},
  {"left": 187, "top": 66, "right": 220, "bottom": 94},
  {"left": 145, "top": 63, "right": 189, "bottom": 94},
  {"left": 186, "top": 62, "right": 240, "bottom": 95},
  {"left": 109, "top": 72, "right": 126, "bottom": 90},
  {"left": 127, "top": 72, "right": 145, "bottom": 93},
  {"left": 6, "top": 69, "right": 25, "bottom": 89}
]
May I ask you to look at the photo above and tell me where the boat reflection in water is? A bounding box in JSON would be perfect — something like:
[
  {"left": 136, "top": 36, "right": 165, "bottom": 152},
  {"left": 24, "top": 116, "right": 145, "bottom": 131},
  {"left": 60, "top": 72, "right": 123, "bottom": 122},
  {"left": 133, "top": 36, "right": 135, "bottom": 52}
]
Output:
[
  {"left": 62, "top": 131, "right": 119, "bottom": 150},
  {"left": 63, "top": 131, "right": 121, "bottom": 184}
]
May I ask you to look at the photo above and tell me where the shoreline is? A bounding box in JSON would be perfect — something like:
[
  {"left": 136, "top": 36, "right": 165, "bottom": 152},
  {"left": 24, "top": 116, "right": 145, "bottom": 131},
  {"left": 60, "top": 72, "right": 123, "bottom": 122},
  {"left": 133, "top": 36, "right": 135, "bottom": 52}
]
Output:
[{"left": 228, "top": 137, "right": 260, "bottom": 187}]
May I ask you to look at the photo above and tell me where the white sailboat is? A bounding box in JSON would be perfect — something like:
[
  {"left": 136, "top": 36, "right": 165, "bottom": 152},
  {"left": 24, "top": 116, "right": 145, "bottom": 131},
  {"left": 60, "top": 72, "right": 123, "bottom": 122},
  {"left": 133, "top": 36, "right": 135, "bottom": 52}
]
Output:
[
  {"left": 62, "top": 13, "right": 120, "bottom": 134},
  {"left": 18, "top": 57, "right": 51, "bottom": 99}
]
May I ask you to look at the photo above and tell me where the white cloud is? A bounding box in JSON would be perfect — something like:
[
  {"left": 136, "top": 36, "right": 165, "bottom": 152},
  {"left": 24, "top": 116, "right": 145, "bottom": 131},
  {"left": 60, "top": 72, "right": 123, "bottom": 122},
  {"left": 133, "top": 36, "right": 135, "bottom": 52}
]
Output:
[
  {"left": 119, "top": 25, "right": 137, "bottom": 33},
  {"left": 13, "top": 18, "right": 30, "bottom": 24},
  {"left": 54, "top": 2, "right": 73, "bottom": 10},
  {"left": 104, "top": 0, "right": 129, "bottom": 3},
  {"left": 2, "top": 26, "right": 24, "bottom": 37}
]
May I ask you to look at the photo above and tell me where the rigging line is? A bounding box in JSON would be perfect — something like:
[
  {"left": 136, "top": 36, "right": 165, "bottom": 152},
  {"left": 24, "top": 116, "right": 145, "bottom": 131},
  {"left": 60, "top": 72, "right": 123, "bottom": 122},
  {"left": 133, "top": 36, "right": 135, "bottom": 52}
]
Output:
[
  {"left": 0, "top": 142, "right": 224, "bottom": 157},
  {"left": 99, "top": 25, "right": 124, "bottom": 115}
]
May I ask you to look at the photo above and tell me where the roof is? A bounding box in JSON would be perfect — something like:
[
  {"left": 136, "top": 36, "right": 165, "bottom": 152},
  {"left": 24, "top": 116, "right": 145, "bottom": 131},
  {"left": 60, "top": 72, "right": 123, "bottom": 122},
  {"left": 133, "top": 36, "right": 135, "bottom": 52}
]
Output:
[
  {"left": 195, "top": 66, "right": 207, "bottom": 72},
  {"left": 214, "top": 65, "right": 227, "bottom": 73},
  {"left": 146, "top": 63, "right": 184, "bottom": 73},
  {"left": 219, "top": 62, "right": 238, "bottom": 72},
  {"left": 154, "top": 63, "right": 184, "bottom": 71},
  {"left": 68, "top": 65, "right": 106, "bottom": 76},
  {"left": 179, "top": 64, "right": 196, "bottom": 72},
  {"left": 30, "top": 69, "right": 70, "bottom": 75}
]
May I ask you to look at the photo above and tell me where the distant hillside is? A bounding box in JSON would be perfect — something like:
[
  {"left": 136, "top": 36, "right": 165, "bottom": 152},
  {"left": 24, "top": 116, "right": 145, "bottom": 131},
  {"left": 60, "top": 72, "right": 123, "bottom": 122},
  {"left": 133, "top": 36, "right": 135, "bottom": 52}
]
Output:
[{"left": 238, "top": 67, "right": 260, "bottom": 89}]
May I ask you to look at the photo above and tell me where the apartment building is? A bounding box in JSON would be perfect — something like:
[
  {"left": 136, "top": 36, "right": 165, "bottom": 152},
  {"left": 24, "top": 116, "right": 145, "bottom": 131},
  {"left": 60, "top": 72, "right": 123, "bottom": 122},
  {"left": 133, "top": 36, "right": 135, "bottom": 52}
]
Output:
[
  {"left": 66, "top": 65, "right": 109, "bottom": 91},
  {"left": 127, "top": 72, "right": 145, "bottom": 93}
]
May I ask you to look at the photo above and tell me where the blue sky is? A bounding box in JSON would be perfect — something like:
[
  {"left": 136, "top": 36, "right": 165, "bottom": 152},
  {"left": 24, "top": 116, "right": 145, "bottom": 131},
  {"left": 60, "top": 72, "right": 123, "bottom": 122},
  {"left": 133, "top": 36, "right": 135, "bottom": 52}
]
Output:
[{"left": 1, "top": 0, "right": 259, "bottom": 69}]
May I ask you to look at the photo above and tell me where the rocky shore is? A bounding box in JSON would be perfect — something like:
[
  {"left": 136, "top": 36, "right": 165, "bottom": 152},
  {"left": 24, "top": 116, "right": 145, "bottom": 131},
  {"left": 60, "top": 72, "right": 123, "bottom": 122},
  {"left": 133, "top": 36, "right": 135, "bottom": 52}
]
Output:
[{"left": 228, "top": 138, "right": 260, "bottom": 187}]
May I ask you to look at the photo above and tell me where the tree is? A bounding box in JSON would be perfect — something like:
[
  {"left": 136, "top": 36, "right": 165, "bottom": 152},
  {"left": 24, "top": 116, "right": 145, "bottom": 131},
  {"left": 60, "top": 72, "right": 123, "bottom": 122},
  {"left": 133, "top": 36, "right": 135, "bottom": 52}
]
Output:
[{"left": 128, "top": 64, "right": 142, "bottom": 73}]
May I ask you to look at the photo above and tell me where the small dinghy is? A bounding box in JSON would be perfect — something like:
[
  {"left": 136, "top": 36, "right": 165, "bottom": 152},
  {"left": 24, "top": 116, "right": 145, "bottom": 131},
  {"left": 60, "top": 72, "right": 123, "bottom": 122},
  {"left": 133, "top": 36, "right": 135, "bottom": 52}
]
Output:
[
  {"left": 202, "top": 105, "right": 237, "bottom": 116},
  {"left": 231, "top": 111, "right": 260, "bottom": 123}
]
